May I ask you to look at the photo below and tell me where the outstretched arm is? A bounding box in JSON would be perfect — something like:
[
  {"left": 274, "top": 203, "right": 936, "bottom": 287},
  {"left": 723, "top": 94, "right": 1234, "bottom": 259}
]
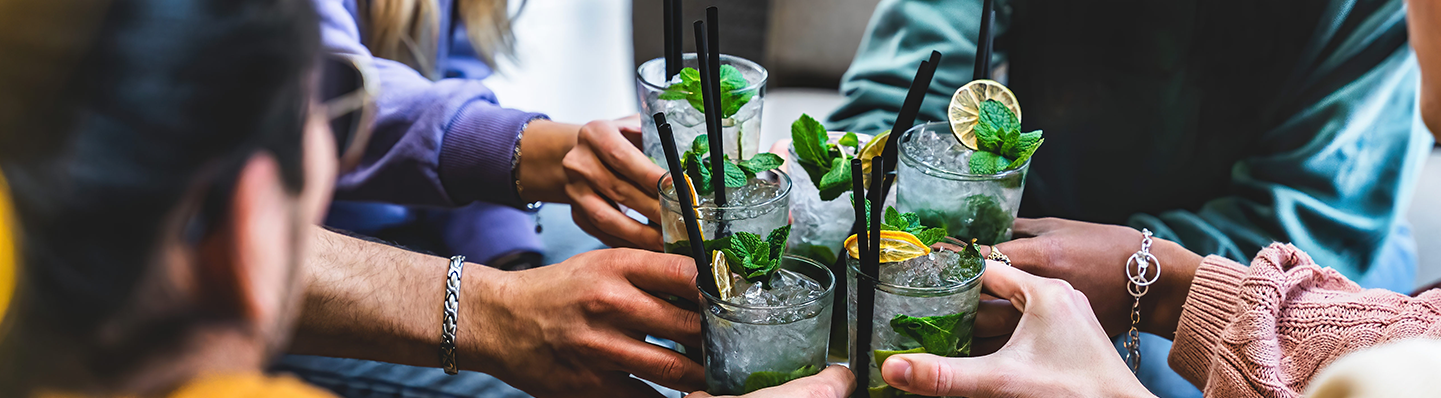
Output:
[{"left": 287, "top": 226, "right": 704, "bottom": 397}]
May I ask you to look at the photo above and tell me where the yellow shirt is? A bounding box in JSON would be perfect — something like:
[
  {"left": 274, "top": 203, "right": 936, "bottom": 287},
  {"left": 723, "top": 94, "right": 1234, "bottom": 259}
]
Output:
[
  {"left": 0, "top": 172, "right": 15, "bottom": 326},
  {"left": 34, "top": 373, "right": 337, "bottom": 398}
]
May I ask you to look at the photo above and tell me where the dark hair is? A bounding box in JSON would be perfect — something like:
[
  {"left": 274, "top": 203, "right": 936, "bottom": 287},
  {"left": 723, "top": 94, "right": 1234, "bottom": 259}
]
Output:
[{"left": 0, "top": 0, "right": 317, "bottom": 392}]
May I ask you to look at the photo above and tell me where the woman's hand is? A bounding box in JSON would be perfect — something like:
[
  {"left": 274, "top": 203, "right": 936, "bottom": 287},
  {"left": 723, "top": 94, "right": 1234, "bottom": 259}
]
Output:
[
  {"left": 685, "top": 365, "right": 855, "bottom": 398},
  {"left": 463, "top": 248, "right": 704, "bottom": 397},
  {"left": 519, "top": 116, "right": 665, "bottom": 250},
  {"left": 879, "top": 261, "right": 1154, "bottom": 398},
  {"left": 990, "top": 218, "right": 1202, "bottom": 339}
]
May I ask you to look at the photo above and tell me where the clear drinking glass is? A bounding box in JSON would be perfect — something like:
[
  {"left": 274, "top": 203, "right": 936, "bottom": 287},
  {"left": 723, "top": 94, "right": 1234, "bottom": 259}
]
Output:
[
  {"left": 638, "top": 54, "right": 767, "bottom": 169},
  {"left": 784, "top": 132, "right": 873, "bottom": 266},
  {"left": 702, "top": 255, "right": 834, "bottom": 394},
  {"left": 847, "top": 237, "right": 985, "bottom": 398},
  {"left": 896, "top": 121, "right": 1029, "bottom": 245},
  {"left": 658, "top": 170, "right": 791, "bottom": 255}
]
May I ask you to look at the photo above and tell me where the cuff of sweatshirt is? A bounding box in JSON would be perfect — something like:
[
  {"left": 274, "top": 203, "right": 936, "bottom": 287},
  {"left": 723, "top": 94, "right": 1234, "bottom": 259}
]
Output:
[
  {"left": 437, "top": 101, "right": 547, "bottom": 208},
  {"left": 1168, "top": 255, "right": 1248, "bottom": 389}
]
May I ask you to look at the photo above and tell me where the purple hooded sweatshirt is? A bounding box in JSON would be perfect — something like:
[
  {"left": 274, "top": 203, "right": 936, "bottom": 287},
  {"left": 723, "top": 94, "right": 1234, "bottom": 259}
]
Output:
[{"left": 317, "top": 0, "right": 546, "bottom": 209}]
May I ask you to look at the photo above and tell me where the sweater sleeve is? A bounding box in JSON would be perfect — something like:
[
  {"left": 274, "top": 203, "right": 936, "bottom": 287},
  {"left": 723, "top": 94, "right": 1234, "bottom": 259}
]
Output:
[
  {"left": 1168, "top": 243, "right": 1441, "bottom": 397},
  {"left": 315, "top": 0, "right": 546, "bottom": 208}
]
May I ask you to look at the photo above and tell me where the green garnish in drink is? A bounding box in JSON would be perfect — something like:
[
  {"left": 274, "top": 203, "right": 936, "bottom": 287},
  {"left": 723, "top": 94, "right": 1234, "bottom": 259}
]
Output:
[
  {"left": 917, "top": 194, "right": 1014, "bottom": 246},
  {"left": 659, "top": 66, "right": 754, "bottom": 118},
  {"left": 969, "top": 100, "right": 1043, "bottom": 174},
  {"left": 790, "top": 114, "right": 861, "bottom": 201},
  {"left": 854, "top": 196, "right": 949, "bottom": 248},
  {"left": 720, "top": 225, "right": 791, "bottom": 288},
  {"left": 679, "top": 134, "right": 783, "bottom": 196},
  {"left": 743, "top": 365, "right": 820, "bottom": 393}
]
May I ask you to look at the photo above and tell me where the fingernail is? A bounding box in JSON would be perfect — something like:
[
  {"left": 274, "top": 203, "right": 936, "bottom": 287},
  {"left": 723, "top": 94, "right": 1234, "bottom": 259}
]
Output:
[{"left": 882, "top": 357, "right": 912, "bottom": 388}]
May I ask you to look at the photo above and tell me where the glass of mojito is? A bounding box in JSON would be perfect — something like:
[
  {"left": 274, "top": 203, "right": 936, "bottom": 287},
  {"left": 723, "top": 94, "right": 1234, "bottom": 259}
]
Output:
[
  {"left": 658, "top": 169, "right": 791, "bottom": 255},
  {"left": 846, "top": 230, "right": 985, "bottom": 398},
  {"left": 785, "top": 130, "right": 872, "bottom": 265},
  {"left": 702, "top": 254, "right": 834, "bottom": 394},
  {"left": 638, "top": 54, "right": 767, "bottom": 169},
  {"left": 896, "top": 121, "right": 1029, "bottom": 245}
]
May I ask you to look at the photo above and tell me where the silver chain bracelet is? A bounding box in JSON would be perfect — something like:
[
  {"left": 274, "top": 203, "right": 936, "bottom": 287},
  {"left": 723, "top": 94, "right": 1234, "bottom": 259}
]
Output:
[
  {"left": 440, "top": 255, "right": 466, "bottom": 375},
  {"left": 1123, "top": 229, "right": 1160, "bottom": 373}
]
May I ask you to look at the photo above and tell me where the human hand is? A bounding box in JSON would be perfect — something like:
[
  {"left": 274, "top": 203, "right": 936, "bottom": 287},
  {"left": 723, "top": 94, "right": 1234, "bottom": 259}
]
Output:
[
  {"left": 990, "top": 218, "right": 1202, "bottom": 339},
  {"left": 462, "top": 249, "right": 703, "bottom": 397},
  {"left": 519, "top": 117, "right": 665, "bottom": 250},
  {"left": 879, "top": 261, "right": 1154, "bottom": 398},
  {"left": 685, "top": 365, "right": 855, "bottom": 398}
]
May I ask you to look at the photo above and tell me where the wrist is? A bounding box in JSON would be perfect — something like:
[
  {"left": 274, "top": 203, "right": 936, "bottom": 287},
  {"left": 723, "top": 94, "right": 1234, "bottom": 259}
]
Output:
[
  {"left": 516, "top": 119, "right": 578, "bottom": 203},
  {"left": 1138, "top": 237, "right": 1201, "bottom": 340},
  {"left": 453, "top": 262, "right": 512, "bottom": 375}
]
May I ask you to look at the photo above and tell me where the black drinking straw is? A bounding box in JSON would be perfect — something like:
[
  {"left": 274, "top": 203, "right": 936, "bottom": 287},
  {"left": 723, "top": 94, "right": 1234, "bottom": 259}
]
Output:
[
  {"left": 880, "top": 51, "right": 942, "bottom": 195},
  {"left": 974, "top": 0, "right": 996, "bottom": 80},
  {"left": 663, "top": 0, "right": 679, "bottom": 78},
  {"left": 706, "top": 7, "right": 722, "bottom": 102},
  {"left": 694, "top": 20, "right": 728, "bottom": 210},
  {"left": 655, "top": 113, "right": 718, "bottom": 298},
  {"left": 851, "top": 156, "right": 887, "bottom": 398}
]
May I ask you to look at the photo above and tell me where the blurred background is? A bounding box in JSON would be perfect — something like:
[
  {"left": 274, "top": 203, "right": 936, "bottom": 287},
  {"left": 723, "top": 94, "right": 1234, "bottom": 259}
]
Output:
[{"left": 483, "top": 0, "right": 1441, "bottom": 290}]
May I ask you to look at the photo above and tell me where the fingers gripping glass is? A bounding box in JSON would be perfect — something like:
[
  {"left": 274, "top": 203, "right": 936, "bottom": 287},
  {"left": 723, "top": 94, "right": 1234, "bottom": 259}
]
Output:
[{"left": 318, "top": 54, "right": 377, "bottom": 172}]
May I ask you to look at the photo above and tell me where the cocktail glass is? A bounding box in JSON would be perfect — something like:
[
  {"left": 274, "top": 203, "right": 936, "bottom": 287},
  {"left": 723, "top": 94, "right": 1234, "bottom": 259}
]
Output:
[
  {"left": 658, "top": 170, "right": 791, "bottom": 255},
  {"left": 638, "top": 54, "right": 767, "bottom": 169},
  {"left": 701, "top": 255, "right": 834, "bottom": 394},
  {"left": 848, "top": 237, "right": 985, "bottom": 398},
  {"left": 896, "top": 121, "right": 1028, "bottom": 245},
  {"left": 783, "top": 132, "right": 873, "bottom": 266}
]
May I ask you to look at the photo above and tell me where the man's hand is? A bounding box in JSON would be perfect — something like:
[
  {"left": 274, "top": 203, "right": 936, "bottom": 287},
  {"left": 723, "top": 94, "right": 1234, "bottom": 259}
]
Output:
[
  {"left": 989, "top": 218, "right": 1202, "bottom": 339},
  {"left": 463, "top": 248, "right": 704, "bottom": 397},
  {"left": 518, "top": 116, "right": 666, "bottom": 250},
  {"left": 685, "top": 366, "right": 855, "bottom": 398},
  {"left": 879, "top": 261, "right": 1153, "bottom": 398}
]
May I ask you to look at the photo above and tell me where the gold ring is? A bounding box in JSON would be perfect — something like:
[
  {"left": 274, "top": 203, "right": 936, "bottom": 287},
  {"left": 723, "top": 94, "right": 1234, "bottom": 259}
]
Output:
[{"left": 988, "top": 245, "right": 1011, "bottom": 266}]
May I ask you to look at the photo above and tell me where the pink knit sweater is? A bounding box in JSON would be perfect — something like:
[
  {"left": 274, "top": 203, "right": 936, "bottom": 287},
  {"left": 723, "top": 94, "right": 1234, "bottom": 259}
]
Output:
[{"left": 1168, "top": 243, "right": 1441, "bottom": 397}]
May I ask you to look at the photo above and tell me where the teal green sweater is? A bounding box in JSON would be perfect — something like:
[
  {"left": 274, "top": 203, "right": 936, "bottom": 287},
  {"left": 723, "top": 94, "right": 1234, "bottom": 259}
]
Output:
[{"left": 830, "top": 0, "right": 1434, "bottom": 290}]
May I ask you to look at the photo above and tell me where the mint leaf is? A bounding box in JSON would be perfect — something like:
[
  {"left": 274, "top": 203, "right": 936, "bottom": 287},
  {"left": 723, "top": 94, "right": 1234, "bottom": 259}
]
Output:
[
  {"left": 973, "top": 121, "right": 1003, "bottom": 153},
  {"left": 953, "top": 194, "right": 1014, "bottom": 245},
  {"left": 681, "top": 150, "right": 713, "bottom": 195},
  {"left": 721, "top": 226, "right": 792, "bottom": 286},
  {"left": 1006, "top": 136, "right": 1043, "bottom": 170},
  {"left": 839, "top": 131, "right": 860, "bottom": 149},
  {"left": 977, "top": 100, "right": 1019, "bottom": 135},
  {"left": 662, "top": 66, "right": 752, "bottom": 118},
  {"left": 790, "top": 114, "right": 830, "bottom": 167},
  {"left": 740, "top": 153, "right": 784, "bottom": 175},
  {"left": 765, "top": 225, "right": 791, "bottom": 261},
  {"left": 691, "top": 134, "right": 710, "bottom": 154},
  {"left": 968, "top": 150, "right": 1011, "bottom": 175},
  {"left": 913, "top": 227, "right": 947, "bottom": 247},
  {"left": 718, "top": 65, "right": 753, "bottom": 118},
  {"left": 890, "top": 313, "right": 967, "bottom": 356},
  {"left": 816, "top": 156, "right": 852, "bottom": 201},
  {"left": 1013, "top": 131, "right": 1043, "bottom": 158},
  {"left": 743, "top": 365, "right": 820, "bottom": 393},
  {"left": 883, "top": 207, "right": 905, "bottom": 231},
  {"left": 723, "top": 161, "right": 748, "bottom": 187}
]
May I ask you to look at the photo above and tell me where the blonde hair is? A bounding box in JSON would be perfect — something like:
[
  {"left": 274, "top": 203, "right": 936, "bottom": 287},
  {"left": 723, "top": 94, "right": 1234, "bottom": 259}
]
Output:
[{"left": 356, "top": 0, "right": 514, "bottom": 80}]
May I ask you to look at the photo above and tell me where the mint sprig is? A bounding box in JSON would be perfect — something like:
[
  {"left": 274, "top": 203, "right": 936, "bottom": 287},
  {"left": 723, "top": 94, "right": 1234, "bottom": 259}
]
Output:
[
  {"left": 970, "top": 100, "right": 1043, "bottom": 175},
  {"left": 679, "top": 134, "right": 783, "bottom": 195},
  {"left": 889, "top": 312, "right": 968, "bottom": 356},
  {"left": 790, "top": 114, "right": 860, "bottom": 201},
  {"left": 657, "top": 66, "right": 754, "bottom": 118},
  {"left": 720, "top": 225, "right": 791, "bottom": 287},
  {"left": 742, "top": 365, "right": 820, "bottom": 393},
  {"left": 852, "top": 195, "right": 948, "bottom": 247}
]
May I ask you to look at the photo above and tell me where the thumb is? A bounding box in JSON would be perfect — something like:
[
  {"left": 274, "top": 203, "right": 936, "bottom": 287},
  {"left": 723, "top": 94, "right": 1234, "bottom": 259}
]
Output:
[{"left": 882, "top": 353, "right": 995, "bottom": 397}]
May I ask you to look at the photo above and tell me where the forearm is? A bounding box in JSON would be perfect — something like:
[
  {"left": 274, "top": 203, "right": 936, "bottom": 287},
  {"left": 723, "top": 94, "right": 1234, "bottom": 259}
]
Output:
[
  {"left": 287, "top": 226, "right": 504, "bottom": 370},
  {"left": 1409, "top": 0, "right": 1441, "bottom": 134}
]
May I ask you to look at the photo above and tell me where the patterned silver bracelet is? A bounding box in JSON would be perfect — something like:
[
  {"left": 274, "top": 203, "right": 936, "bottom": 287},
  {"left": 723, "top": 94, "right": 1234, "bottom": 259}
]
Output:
[
  {"left": 1123, "top": 229, "right": 1160, "bottom": 373},
  {"left": 440, "top": 255, "right": 466, "bottom": 375}
]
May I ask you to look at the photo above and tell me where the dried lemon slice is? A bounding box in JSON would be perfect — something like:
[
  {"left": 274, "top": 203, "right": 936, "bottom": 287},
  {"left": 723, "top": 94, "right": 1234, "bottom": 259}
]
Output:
[
  {"left": 712, "top": 250, "right": 734, "bottom": 300},
  {"left": 855, "top": 131, "right": 889, "bottom": 186},
  {"left": 948, "top": 79, "right": 1020, "bottom": 149},
  {"left": 844, "top": 230, "right": 931, "bottom": 263}
]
